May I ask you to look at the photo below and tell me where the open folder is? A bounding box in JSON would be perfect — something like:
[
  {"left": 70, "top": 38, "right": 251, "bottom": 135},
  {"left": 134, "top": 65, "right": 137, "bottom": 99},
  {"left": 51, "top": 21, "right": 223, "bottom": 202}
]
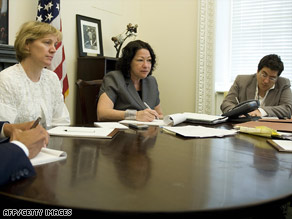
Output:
[{"left": 48, "top": 126, "right": 118, "bottom": 138}]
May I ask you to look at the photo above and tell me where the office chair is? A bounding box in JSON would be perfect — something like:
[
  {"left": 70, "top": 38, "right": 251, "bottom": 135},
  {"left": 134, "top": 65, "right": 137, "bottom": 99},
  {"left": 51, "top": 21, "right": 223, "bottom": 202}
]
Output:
[{"left": 76, "top": 79, "right": 103, "bottom": 124}]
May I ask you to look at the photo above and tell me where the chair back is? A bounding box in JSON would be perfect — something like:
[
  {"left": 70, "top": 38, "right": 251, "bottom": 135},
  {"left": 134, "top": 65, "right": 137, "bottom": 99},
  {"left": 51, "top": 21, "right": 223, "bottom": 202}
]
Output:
[{"left": 76, "top": 79, "right": 103, "bottom": 124}]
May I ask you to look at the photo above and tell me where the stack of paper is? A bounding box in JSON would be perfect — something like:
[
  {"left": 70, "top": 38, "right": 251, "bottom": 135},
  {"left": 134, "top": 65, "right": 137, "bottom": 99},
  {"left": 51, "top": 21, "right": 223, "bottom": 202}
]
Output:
[{"left": 162, "top": 125, "right": 237, "bottom": 138}]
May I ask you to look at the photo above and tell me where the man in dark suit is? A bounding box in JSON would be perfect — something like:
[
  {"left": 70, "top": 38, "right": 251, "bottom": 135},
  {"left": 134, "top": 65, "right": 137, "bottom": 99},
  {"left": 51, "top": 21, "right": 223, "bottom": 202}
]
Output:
[{"left": 0, "top": 121, "right": 49, "bottom": 186}]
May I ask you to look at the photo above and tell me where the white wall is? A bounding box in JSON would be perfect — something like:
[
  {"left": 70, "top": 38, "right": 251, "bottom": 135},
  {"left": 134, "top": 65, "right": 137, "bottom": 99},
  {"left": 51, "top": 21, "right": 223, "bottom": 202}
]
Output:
[
  {"left": 9, "top": 0, "right": 198, "bottom": 123},
  {"left": 139, "top": 0, "right": 197, "bottom": 115}
]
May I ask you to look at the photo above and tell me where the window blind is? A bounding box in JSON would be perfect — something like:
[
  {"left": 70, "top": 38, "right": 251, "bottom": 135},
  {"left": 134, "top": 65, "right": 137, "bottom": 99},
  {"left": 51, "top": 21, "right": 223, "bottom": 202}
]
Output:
[{"left": 231, "top": 0, "right": 292, "bottom": 82}]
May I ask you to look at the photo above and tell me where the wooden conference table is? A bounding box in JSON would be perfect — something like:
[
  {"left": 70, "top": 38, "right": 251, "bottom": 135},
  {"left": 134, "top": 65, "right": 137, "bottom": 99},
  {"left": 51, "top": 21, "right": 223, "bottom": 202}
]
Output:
[{"left": 1, "top": 123, "right": 292, "bottom": 217}]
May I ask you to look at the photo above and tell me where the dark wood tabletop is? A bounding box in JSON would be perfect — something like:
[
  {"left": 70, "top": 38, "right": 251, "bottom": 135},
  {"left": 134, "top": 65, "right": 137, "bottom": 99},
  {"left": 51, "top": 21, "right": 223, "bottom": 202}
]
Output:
[{"left": 1, "top": 123, "right": 292, "bottom": 217}]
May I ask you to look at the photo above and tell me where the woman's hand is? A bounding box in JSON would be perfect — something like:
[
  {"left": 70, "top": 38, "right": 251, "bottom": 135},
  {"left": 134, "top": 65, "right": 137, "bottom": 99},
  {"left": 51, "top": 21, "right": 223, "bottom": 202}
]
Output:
[{"left": 136, "top": 109, "right": 159, "bottom": 122}]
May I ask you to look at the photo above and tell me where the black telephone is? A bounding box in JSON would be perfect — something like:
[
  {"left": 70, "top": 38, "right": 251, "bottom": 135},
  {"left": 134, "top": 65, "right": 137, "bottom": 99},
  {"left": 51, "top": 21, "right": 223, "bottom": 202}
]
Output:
[{"left": 222, "top": 99, "right": 260, "bottom": 122}]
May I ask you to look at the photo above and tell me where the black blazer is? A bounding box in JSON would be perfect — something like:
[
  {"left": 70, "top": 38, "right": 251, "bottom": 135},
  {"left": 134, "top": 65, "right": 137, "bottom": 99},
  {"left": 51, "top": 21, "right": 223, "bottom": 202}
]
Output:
[{"left": 0, "top": 122, "right": 35, "bottom": 186}]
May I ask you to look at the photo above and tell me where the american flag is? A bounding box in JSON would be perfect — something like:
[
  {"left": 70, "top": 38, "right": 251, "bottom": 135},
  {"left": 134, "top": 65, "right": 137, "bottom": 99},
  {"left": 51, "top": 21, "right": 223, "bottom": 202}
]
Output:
[{"left": 36, "top": 0, "right": 69, "bottom": 98}]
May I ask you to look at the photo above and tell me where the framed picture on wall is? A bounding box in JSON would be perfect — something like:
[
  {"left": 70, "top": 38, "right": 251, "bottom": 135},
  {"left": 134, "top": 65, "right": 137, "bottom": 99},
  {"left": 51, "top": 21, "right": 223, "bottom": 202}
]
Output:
[
  {"left": 0, "top": 0, "right": 8, "bottom": 44},
  {"left": 76, "top": 14, "right": 104, "bottom": 57}
]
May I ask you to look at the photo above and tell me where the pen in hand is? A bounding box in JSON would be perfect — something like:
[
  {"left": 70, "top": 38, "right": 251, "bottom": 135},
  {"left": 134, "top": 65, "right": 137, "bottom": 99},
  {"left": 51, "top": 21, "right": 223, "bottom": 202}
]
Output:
[
  {"left": 30, "top": 117, "right": 41, "bottom": 129},
  {"left": 144, "top": 102, "right": 151, "bottom": 110},
  {"left": 235, "top": 97, "right": 240, "bottom": 104},
  {"left": 144, "top": 102, "right": 158, "bottom": 119}
]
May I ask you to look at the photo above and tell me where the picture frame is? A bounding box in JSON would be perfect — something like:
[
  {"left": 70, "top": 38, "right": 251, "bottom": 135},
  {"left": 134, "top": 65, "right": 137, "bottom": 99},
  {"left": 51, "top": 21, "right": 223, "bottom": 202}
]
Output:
[
  {"left": 0, "top": 0, "right": 9, "bottom": 45},
  {"left": 76, "top": 14, "right": 104, "bottom": 57}
]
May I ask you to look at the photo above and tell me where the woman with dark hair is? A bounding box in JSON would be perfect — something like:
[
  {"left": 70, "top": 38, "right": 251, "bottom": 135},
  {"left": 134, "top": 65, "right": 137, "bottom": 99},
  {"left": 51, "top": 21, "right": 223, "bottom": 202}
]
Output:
[{"left": 97, "top": 40, "right": 163, "bottom": 121}]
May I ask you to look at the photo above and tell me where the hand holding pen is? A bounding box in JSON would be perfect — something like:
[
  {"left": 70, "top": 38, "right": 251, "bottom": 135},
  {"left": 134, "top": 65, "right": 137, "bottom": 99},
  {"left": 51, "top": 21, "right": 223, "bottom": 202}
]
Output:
[
  {"left": 30, "top": 117, "right": 42, "bottom": 129},
  {"left": 8, "top": 117, "right": 49, "bottom": 156},
  {"left": 3, "top": 118, "right": 41, "bottom": 137},
  {"left": 144, "top": 102, "right": 159, "bottom": 120}
]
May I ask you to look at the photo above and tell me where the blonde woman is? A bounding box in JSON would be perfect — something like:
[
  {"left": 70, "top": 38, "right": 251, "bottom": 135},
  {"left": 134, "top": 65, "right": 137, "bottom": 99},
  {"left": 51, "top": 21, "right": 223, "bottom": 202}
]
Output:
[{"left": 0, "top": 21, "right": 70, "bottom": 128}]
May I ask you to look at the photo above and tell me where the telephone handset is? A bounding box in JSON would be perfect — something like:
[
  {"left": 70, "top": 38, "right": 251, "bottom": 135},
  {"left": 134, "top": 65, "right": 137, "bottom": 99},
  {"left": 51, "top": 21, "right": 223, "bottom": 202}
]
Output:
[{"left": 222, "top": 99, "right": 260, "bottom": 122}]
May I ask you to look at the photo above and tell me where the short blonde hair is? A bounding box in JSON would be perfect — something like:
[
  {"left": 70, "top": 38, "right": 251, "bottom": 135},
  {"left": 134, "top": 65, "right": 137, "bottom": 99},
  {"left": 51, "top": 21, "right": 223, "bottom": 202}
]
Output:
[{"left": 14, "top": 21, "right": 62, "bottom": 62}]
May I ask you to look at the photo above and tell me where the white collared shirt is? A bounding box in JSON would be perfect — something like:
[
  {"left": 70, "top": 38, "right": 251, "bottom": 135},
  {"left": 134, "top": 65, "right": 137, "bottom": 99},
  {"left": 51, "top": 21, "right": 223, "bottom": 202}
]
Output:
[{"left": 255, "top": 84, "right": 275, "bottom": 117}]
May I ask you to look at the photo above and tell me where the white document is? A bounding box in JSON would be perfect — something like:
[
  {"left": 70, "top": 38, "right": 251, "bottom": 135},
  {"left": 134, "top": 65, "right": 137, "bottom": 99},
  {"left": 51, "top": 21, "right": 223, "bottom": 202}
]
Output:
[
  {"left": 30, "top": 148, "right": 67, "bottom": 166},
  {"left": 94, "top": 122, "right": 129, "bottom": 129},
  {"left": 163, "top": 113, "right": 227, "bottom": 126},
  {"left": 163, "top": 125, "right": 237, "bottom": 138},
  {"left": 184, "top": 112, "right": 227, "bottom": 123},
  {"left": 163, "top": 113, "right": 186, "bottom": 125},
  {"left": 48, "top": 126, "right": 117, "bottom": 138},
  {"left": 119, "top": 119, "right": 166, "bottom": 126}
]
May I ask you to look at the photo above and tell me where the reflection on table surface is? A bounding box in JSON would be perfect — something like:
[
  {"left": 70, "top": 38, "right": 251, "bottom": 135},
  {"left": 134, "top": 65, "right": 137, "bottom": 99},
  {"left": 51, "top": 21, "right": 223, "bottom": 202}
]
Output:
[{"left": 0, "top": 124, "right": 292, "bottom": 216}]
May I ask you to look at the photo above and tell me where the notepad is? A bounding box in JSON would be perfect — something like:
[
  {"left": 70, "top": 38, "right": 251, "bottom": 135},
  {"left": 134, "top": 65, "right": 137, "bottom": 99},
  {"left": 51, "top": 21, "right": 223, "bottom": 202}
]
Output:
[
  {"left": 48, "top": 126, "right": 118, "bottom": 138},
  {"left": 267, "top": 139, "right": 292, "bottom": 152},
  {"left": 30, "top": 148, "right": 67, "bottom": 166}
]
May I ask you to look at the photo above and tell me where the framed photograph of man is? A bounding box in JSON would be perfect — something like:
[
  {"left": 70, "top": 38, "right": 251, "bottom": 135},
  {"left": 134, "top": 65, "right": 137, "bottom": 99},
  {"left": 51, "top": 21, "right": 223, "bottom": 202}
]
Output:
[
  {"left": 76, "top": 14, "right": 104, "bottom": 57},
  {"left": 0, "top": 0, "right": 8, "bottom": 44}
]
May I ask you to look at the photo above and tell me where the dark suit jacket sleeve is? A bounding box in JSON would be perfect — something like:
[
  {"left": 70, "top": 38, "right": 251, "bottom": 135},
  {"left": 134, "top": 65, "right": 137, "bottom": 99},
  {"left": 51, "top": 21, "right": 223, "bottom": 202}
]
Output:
[
  {"left": 0, "top": 121, "right": 9, "bottom": 143},
  {"left": 0, "top": 121, "right": 6, "bottom": 134},
  {"left": 0, "top": 142, "right": 35, "bottom": 186},
  {"left": 0, "top": 121, "right": 4, "bottom": 130}
]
